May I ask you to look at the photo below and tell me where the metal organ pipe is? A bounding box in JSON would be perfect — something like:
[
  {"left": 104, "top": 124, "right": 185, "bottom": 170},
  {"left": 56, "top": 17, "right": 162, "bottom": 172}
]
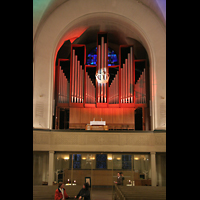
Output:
[
  {"left": 71, "top": 50, "right": 75, "bottom": 103},
  {"left": 120, "top": 47, "right": 134, "bottom": 104},
  {"left": 98, "top": 44, "right": 101, "bottom": 103},
  {"left": 130, "top": 47, "right": 133, "bottom": 103},
  {"left": 71, "top": 50, "right": 85, "bottom": 104},
  {"left": 101, "top": 37, "right": 104, "bottom": 103},
  {"left": 104, "top": 42, "right": 107, "bottom": 103},
  {"left": 58, "top": 66, "right": 69, "bottom": 103}
]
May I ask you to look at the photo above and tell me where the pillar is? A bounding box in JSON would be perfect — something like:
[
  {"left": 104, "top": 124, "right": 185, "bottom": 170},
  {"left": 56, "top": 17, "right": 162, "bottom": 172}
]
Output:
[
  {"left": 150, "top": 151, "right": 157, "bottom": 186},
  {"left": 48, "top": 150, "right": 54, "bottom": 185}
]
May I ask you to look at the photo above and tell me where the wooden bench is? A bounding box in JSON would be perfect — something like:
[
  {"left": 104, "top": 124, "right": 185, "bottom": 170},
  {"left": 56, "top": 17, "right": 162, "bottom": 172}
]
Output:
[{"left": 114, "top": 185, "right": 166, "bottom": 200}]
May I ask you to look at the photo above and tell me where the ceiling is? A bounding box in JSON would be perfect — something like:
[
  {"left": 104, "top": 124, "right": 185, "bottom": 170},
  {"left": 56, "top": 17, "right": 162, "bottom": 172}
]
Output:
[{"left": 33, "top": 0, "right": 166, "bottom": 41}]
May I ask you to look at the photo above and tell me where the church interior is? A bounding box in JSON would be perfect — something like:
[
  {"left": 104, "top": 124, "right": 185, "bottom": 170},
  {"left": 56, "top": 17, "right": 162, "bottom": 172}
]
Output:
[{"left": 33, "top": 0, "right": 166, "bottom": 199}]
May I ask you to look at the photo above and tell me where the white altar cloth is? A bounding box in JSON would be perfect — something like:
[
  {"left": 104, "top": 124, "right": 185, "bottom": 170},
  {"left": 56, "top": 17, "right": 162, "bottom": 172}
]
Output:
[{"left": 90, "top": 121, "right": 106, "bottom": 126}]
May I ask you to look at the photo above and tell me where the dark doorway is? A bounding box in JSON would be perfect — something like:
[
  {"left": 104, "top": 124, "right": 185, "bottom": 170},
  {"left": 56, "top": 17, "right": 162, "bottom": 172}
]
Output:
[
  {"left": 135, "top": 108, "right": 142, "bottom": 130},
  {"left": 60, "top": 109, "right": 69, "bottom": 129}
]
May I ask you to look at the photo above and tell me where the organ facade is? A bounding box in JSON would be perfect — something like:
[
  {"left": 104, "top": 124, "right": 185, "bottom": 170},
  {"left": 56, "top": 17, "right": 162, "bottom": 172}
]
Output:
[{"left": 55, "top": 32, "right": 150, "bottom": 130}]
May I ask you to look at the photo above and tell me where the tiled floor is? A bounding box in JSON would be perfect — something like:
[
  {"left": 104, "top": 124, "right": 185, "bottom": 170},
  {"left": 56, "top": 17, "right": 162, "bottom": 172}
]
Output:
[{"left": 91, "top": 188, "right": 113, "bottom": 200}]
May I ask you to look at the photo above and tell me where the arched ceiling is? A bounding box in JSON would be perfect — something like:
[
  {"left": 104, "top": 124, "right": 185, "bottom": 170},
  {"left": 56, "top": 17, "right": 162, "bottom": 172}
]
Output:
[{"left": 33, "top": 0, "right": 166, "bottom": 41}]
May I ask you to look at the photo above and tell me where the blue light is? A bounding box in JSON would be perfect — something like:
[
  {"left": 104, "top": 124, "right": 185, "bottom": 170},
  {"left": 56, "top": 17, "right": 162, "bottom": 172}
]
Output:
[{"left": 86, "top": 47, "right": 118, "bottom": 65}]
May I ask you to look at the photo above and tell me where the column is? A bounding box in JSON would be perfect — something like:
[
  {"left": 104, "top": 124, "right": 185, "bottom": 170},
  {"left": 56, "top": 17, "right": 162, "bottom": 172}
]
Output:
[
  {"left": 150, "top": 151, "right": 157, "bottom": 186},
  {"left": 48, "top": 150, "right": 54, "bottom": 186}
]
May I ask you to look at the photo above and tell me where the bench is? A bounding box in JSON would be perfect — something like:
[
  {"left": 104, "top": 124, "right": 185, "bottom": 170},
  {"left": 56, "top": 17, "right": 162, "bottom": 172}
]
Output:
[{"left": 114, "top": 185, "right": 166, "bottom": 200}]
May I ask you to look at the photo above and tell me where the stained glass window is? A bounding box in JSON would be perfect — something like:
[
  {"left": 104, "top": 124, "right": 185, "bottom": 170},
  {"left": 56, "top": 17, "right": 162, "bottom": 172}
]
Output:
[
  {"left": 122, "top": 155, "right": 132, "bottom": 169},
  {"left": 73, "top": 154, "right": 81, "bottom": 169},
  {"left": 86, "top": 47, "right": 118, "bottom": 66},
  {"left": 96, "top": 154, "right": 107, "bottom": 169}
]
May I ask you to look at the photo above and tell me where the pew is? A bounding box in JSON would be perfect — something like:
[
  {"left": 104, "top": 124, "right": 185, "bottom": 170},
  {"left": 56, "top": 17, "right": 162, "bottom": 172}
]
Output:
[{"left": 115, "top": 185, "right": 166, "bottom": 200}]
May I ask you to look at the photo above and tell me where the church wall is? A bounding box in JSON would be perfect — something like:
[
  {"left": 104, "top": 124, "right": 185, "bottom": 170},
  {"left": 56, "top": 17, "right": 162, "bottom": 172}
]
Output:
[
  {"left": 33, "top": 0, "right": 166, "bottom": 130},
  {"left": 33, "top": 130, "right": 166, "bottom": 152}
]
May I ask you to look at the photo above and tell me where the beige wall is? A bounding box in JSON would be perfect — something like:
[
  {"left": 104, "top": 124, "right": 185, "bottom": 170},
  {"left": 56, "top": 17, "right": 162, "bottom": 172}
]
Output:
[{"left": 33, "top": 130, "right": 166, "bottom": 152}]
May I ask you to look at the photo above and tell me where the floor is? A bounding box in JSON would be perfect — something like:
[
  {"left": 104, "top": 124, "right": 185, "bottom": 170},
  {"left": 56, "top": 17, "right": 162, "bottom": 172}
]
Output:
[{"left": 91, "top": 188, "right": 113, "bottom": 200}]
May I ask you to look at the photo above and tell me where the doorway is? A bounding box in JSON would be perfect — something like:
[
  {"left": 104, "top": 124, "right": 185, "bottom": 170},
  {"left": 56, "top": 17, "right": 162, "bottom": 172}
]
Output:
[
  {"left": 135, "top": 108, "right": 142, "bottom": 130},
  {"left": 59, "top": 108, "right": 69, "bottom": 129}
]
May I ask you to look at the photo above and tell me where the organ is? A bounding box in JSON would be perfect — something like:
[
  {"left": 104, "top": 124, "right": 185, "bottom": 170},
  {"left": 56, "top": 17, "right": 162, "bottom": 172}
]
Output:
[{"left": 55, "top": 32, "right": 149, "bottom": 130}]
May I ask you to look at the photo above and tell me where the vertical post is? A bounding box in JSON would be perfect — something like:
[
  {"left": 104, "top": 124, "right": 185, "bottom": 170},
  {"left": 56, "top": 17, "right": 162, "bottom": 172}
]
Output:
[
  {"left": 150, "top": 152, "right": 157, "bottom": 186},
  {"left": 71, "top": 154, "right": 73, "bottom": 187},
  {"left": 48, "top": 150, "right": 54, "bottom": 186}
]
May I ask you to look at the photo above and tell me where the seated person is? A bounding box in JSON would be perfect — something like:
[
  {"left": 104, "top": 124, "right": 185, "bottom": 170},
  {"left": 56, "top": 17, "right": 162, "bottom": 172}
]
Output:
[
  {"left": 75, "top": 182, "right": 90, "bottom": 200},
  {"left": 55, "top": 182, "right": 69, "bottom": 200}
]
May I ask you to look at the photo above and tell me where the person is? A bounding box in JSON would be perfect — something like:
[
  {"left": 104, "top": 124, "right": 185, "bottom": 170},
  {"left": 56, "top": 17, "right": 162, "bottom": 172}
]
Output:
[
  {"left": 75, "top": 182, "right": 90, "bottom": 200},
  {"left": 114, "top": 172, "right": 122, "bottom": 185},
  {"left": 55, "top": 182, "right": 69, "bottom": 200},
  {"left": 120, "top": 172, "right": 125, "bottom": 185}
]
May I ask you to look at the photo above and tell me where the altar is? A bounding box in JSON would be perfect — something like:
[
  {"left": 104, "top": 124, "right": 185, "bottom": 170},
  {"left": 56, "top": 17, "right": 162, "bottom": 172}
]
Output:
[{"left": 86, "top": 119, "right": 108, "bottom": 131}]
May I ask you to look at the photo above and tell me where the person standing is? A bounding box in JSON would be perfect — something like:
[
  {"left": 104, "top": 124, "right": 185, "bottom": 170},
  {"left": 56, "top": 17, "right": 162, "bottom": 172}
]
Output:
[
  {"left": 55, "top": 182, "right": 69, "bottom": 200},
  {"left": 75, "top": 182, "right": 90, "bottom": 200},
  {"left": 120, "top": 172, "right": 125, "bottom": 185},
  {"left": 114, "top": 172, "right": 122, "bottom": 185}
]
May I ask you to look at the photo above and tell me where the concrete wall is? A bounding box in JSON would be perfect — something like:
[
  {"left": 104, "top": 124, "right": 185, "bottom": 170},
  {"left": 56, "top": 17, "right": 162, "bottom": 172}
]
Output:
[{"left": 33, "top": 130, "right": 166, "bottom": 152}]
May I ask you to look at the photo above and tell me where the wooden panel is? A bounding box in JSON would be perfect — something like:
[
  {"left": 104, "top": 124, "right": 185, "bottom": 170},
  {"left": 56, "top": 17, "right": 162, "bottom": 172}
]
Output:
[
  {"left": 112, "top": 108, "right": 123, "bottom": 124},
  {"left": 102, "top": 108, "right": 112, "bottom": 123},
  {"left": 80, "top": 108, "right": 91, "bottom": 124},
  {"left": 70, "top": 108, "right": 81, "bottom": 124},
  {"left": 123, "top": 108, "right": 134, "bottom": 124}
]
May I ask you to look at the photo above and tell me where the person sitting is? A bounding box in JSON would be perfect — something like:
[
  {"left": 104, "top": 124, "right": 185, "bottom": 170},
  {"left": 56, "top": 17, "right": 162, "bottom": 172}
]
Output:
[
  {"left": 75, "top": 182, "right": 90, "bottom": 200},
  {"left": 55, "top": 182, "right": 69, "bottom": 200}
]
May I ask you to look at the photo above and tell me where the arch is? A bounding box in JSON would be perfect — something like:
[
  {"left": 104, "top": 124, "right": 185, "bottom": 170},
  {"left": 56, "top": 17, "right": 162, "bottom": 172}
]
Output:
[{"left": 33, "top": 0, "right": 166, "bottom": 130}]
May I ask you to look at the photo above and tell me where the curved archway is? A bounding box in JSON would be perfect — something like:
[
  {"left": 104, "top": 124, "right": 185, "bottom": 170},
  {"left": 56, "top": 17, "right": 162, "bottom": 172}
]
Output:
[{"left": 33, "top": 0, "right": 165, "bottom": 130}]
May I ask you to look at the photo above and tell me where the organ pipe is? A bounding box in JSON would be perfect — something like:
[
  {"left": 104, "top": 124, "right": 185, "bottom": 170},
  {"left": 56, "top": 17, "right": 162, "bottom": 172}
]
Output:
[
  {"left": 71, "top": 50, "right": 84, "bottom": 103},
  {"left": 58, "top": 66, "right": 69, "bottom": 103},
  {"left": 85, "top": 71, "right": 95, "bottom": 104},
  {"left": 135, "top": 69, "right": 146, "bottom": 104},
  {"left": 97, "top": 36, "right": 108, "bottom": 103},
  {"left": 104, "top": 43, "right": 107, "bottom": 103},
  {"left": 101, "top": 37, "right": 104, "bottom": 103},
  {"left": 98, "top": 45, "right": 101, "bottom": 103},
  {"left": 109, "top": 71, "right": 119, "bottom": 104}
]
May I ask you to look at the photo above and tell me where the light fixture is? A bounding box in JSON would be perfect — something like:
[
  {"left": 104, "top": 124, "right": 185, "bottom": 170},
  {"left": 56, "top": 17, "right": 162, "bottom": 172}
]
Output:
[{"left": 107, "top": 154, "right": 112, "bottom": 160}]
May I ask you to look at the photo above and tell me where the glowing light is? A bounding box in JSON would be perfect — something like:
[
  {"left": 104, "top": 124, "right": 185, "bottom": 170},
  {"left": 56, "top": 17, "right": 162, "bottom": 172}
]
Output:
[{"left": 96, "top": 69, "right": 110, "bottom": 84}]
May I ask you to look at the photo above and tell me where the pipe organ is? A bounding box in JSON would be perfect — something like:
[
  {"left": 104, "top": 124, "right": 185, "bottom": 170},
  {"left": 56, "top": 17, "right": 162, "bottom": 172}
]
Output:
[
  {"left": 120, "top": 46, "right": 134, "bottom": 104},
  {"left": 97, "top": 35, "right": 108, "bottom": 103},
  {"left": 109, "top": 71, "right": 119, "bottom": 104},
  {"left": 55, "top": 33, "right": 149, "bottom": 130},
  {"left": 135, "top": 68, "right": 146, "bottom": 104},
  {"left": 85, "top": 71, "right": 96, "bottom": 104},
  {"left": 56, "top": 33, "right": 147, "bottom": 108},
  {"left": 71, "top": 49, "right": 84, "bottom": 103},
  {"left": 58, "top": 66, "right": 70, "bottom": 103}
]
